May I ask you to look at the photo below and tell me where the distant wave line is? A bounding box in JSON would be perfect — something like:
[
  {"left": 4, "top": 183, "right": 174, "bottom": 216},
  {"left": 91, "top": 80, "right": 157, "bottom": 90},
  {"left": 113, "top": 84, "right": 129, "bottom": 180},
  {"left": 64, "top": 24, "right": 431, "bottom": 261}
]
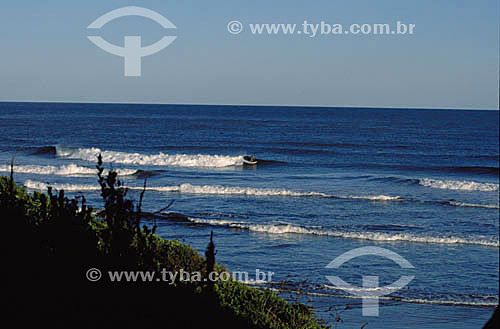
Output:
[
  {"left": 23, "top": 180, "right": 499, "bottom": 210},
  {"left": 277, "top": 285, "right": 499, "bottom": 307},
  {"left": 185, "top": 218, "right": 499, "bottom": 247},
  {"left": 371, "top": 176, "right": 499, "bottom": 192},
  {"left": 22, "top": 180, "right": 403, "bottom": 201}
]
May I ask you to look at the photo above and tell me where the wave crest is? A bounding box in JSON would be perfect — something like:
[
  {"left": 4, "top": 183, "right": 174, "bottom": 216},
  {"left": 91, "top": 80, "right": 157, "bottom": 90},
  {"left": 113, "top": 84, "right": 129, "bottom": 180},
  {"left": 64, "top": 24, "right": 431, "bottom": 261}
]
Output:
[
  {"left": 22, "top": 180, "right": 498, "bottom": 208},
  {"left": 419, "top": 178, "right": 498, "bottom": 192},
  {"left": 24, "top": 180, "right": 402, "bottom": 201},
  {"left": 156, "top": 183, "right": 403, "bottom": 201},
  {"left": 56, "top": 146, "right": 244, "bottom": 168},
  {"left": 1, "top": 164, "right": 136, "bottom": 177},
  {"left": 24, "top": 179, "right": 100, "bottom": 191},
  {"left": 186, "top": 218, "right": 499, "bottom": 247}
]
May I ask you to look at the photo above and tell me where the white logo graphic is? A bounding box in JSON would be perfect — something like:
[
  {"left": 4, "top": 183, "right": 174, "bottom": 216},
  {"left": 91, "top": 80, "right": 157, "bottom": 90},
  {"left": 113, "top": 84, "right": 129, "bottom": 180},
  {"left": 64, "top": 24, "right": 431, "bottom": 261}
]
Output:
[
  {"left": 325, "top": 246, "right": 414, "bottom": 316},
  {"left": 87, "top": 6, "right": 177, "bottom": 76}
]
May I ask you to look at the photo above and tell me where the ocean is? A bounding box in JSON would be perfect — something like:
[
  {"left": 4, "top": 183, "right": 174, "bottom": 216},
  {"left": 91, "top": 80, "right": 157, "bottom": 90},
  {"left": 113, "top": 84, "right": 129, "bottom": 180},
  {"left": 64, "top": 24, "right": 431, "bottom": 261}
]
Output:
[{"left": 1, "top": 102, "right": 498, "bottom": 328}]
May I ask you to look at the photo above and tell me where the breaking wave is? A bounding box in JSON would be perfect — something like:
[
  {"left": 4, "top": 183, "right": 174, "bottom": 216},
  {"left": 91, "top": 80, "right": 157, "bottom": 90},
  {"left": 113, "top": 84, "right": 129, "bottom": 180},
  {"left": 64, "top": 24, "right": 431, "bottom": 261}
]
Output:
[
  {"left": 1, "top": 164, "right": 137, "bottom": 177},
  {"left": 23, "top": 180, "right": 402, "bottom": 202},
  {"left": 24, "top": 180, "right": 100, "bottom": 191},
  {"left": 55, "top": 146, "right": 244, "bottom": 168},
  {"left": 24, "top": 180, "right": 499, "bottom": 209},
  {"left": 23, "top": 180, "right": 499, "bottom": 209},
  {"left": 418, "top": 178, "right": 498, "bottom": 192},
  {"left": 372, "top": 176, "right": 498, "bottom": 192},
  {"left": 299, "top": 285, "right": 499, "bottom": 307},
  {"left": 185, "top": 218, "right": 499, "bottom": 247},
  {"left": 153, "top": 184, "right": 404, "bottom": 201},
  {"left": 396, "top": 297, "right": 498, "bottom": 307},
  {"left": 444, "top": 201, "right": 499, "bottom": 209}
]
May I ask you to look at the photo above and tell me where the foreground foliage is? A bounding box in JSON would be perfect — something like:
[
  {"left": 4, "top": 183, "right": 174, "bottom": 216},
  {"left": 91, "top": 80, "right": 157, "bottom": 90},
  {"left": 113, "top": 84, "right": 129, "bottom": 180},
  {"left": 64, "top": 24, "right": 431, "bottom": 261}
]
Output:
[{"left": 2, "top": 157, "right": 326, "bottom": 329}]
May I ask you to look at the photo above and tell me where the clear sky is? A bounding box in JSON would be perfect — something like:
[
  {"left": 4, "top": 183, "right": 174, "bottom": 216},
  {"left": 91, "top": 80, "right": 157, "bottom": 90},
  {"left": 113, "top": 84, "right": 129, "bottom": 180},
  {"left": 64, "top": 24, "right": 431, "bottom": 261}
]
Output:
[{"left": 0, "top": 0, "right": 498, "bottom": 109}]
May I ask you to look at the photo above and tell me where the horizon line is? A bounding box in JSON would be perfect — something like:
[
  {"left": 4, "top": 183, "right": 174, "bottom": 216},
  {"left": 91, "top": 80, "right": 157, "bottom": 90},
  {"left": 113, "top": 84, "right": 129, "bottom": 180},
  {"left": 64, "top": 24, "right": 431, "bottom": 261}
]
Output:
[{"left": 0, "top": 99, "right": 498, "bottom": 111}]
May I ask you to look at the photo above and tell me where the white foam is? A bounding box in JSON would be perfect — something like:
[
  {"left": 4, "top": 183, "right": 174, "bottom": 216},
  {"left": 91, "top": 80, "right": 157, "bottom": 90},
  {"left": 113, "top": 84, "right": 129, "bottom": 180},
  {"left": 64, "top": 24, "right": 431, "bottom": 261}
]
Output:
[
  {"left": 419, "top": 178, "right": 498, "bottom": 192},
  {"left": 349, "top": 194, "right": 403, "bottom": 201},
  {"left": 399, "top": 298, "right": 498, "bottom": 307},
  {"left": 20, "top": 179, "right": 500, "bottom": 247},
  {"left": 187, "top": 218, "right": 499, "bottom": 247},
  {"left": 23, "top": 179, "right": 498, "bottom": 209},
  {"left": 323, "top": 284, "right": 392, "bottom": 293},
  {"left": 23, "top": 179, "right": 168, "bottom": 192},
  {"left": 56, "top": 146, "right": 244, "bottom": 168},
  {"left": 1, "top": 164, "right": 136, "bottom": 177},
  {"left": 24, "top": 179, "right": 100, "bottom": 191},
  {"left": 176, "top": 184, "right": 328, "bottom": 197},
  {"left": 188, "top": 218, "right": 241, "bottom": 226},
  {"left": 33, "top": 178, "right": 499, "bottom": 207},
  {"left": 87, "top": 182, "right": 399, "bottom": 201},
  {"left": 292, "top": 286, "right": 498, "bottom": 307},
  {"left": 449, "top": 201, "right": 499, "bottom": 209},
  {"left": 149, "top": 183, "right": 402, "bottom": 201}
]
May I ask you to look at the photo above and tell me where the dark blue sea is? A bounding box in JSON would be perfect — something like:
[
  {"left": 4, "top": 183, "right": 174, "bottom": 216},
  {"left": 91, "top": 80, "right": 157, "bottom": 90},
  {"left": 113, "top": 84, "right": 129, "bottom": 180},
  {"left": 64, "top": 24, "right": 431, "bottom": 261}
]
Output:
[{"left": 1, "top": 102, "right": 498, "bottom": 328}]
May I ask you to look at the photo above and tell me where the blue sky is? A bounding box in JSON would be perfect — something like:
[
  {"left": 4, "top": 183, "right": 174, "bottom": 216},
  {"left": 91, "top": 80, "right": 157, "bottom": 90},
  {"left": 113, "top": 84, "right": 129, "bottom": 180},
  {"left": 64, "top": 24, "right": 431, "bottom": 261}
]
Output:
[{"left": 0, "top": 0, "right": 498, "bottom": 109}]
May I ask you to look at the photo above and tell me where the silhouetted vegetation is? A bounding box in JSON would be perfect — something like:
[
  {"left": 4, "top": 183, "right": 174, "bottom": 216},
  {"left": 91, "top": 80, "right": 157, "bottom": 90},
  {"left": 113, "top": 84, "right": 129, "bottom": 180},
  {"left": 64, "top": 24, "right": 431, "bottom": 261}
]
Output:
[
  {"left": 3, "top": 156, "right": 327, "bottom": 329},
  {"left": 483, "top": 306, "right": 500, "bottom": 329}
]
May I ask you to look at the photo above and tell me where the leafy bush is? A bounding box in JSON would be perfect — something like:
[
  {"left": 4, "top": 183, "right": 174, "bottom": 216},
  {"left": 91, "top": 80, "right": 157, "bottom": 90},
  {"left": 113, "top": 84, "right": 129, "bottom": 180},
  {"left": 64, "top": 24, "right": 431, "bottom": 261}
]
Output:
[
  {"left": 215, "top": 279, "right": 323, "bottom": 329},
  {"left": 3, "top": 157, "right": 327, "bottom": 329}
]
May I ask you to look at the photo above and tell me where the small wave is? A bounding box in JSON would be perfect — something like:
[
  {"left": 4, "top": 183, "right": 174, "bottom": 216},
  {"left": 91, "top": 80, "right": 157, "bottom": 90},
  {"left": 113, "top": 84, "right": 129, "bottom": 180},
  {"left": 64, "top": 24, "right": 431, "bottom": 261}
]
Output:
[
  {"left": 399, "top": 297, "right": 498, "bottom": 307},
  {"left": 24, "top": 180, "right": 499, "bottom": 209},
  {"left": 348, "top": 194, "right": 403, "bottom": 201},
  {"left": 293, "top": 285, "right": 499, "bottom": 307},
  {"left": 56, "top": 146, "right": 244, "bottom": 168},
  {"left": 24, "top": 180, "right": 100, "bottom": 192},
  {"left": 34, "top": 181, "right": 398, "bottom": 201},
  {"left": 23, "top": 180, "right": 164, "bottom": 192},
  {"left": 419, "top": 178, "right": 498, "bottom": 192},
  {"left": 444, "top": 201, "right": 499, "bottom": 209},
  {"left": 185, "top": 218, "right": 499, "bottom": 247},
  {"left": 322, "top": 284, "right": 400, "bottom": 293},
  {"left": 1, "top": 164, "right": 137, "bottom": 177},
  {"left": 373, "top": 176, "right": 499, "bottom": 192},
  {"left": 148, "top": 183, "right": 403, "bottom": 201}
]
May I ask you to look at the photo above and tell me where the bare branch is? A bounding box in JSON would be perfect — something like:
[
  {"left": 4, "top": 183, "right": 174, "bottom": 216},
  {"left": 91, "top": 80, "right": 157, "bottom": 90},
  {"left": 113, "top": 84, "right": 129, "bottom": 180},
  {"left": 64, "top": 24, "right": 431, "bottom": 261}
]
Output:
[{"left": 153, "top": 199, "right": 175, "bottom": 214}]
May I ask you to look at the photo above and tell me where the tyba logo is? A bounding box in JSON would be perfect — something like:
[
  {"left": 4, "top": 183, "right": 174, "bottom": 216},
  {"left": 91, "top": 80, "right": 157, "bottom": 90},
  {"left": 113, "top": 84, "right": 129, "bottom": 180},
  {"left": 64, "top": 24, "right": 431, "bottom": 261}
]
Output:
[
  {"left": 325, "top": 246, "right": 415, "bottom": 316},
  {"left": 87, "top": 6, "right": 177, "bottom": 76}
]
